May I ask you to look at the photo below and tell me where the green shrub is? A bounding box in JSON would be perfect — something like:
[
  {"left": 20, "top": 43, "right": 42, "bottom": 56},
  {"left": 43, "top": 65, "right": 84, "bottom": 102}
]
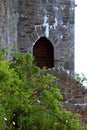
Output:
[{"left": 0, "top": 51, "right": 85, "bottom": 130}]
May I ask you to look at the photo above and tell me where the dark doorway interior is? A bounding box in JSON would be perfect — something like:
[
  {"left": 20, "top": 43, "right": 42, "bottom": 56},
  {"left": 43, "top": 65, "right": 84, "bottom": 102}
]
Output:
[{"left": 33, "top": 37, "right": 54, "bottom": 68}]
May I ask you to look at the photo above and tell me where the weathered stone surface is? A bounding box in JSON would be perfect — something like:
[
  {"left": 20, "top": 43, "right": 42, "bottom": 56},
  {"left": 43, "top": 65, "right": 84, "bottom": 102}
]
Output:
[
  {"left": 0, "top": 0, "right": 75, "bottom": 73},
  {"left": 46, "top": 68, "right": 87, "bottom": 125},
  {"left": 0, "top": 0, "right": 18, "bottom": 58},
  {"left": 17, "top": 0, "right": 75, "bottom": 73},
  {"left": 1, "top": 0, "right": 87, "bottom": 126}
]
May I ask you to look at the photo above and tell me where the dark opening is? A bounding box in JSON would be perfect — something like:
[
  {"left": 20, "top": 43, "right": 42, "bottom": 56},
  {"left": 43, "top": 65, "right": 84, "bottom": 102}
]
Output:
[{"left": 33, "top": 37, "right": 54, "bottom": 68}]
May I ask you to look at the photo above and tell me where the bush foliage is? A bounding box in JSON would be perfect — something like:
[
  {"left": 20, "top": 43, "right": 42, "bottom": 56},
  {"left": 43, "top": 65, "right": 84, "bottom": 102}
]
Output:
[{"left": 0, "top": 51, "right": 86, "bottom": 130}]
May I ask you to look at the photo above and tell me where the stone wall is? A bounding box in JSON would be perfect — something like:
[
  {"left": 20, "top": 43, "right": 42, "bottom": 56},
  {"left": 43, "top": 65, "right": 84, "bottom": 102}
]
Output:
[
  {"left": 0, "top": 0, "right": 75, "bottom": 72},
  {"left": 17, "top": 0, "right": 75, "bottom": 73},
  {"left": 0, "top": 0, "right": 18, "bottom": 59},
  {"left": 47, "top": 68, "right": 87, "bottom": 126},
  {"left": 1, "top": 0, "right": 87, "bottom": 126}
]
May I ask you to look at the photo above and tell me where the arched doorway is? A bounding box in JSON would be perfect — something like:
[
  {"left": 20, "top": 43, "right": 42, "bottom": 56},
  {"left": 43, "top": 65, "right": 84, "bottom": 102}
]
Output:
[{"left": 33, "top": 37, "right": 54, "bottom": 68}]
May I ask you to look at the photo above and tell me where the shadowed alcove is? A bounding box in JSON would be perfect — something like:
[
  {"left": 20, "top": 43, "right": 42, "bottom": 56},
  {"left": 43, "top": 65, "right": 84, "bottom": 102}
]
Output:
[{"left": 33, "top": 37, "right": 54, "bottom": 68}]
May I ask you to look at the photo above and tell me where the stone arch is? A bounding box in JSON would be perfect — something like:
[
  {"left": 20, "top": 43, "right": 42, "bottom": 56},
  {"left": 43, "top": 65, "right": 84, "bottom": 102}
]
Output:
[{"left": 33, "top": 37, "right": 54, "bottom": 68}]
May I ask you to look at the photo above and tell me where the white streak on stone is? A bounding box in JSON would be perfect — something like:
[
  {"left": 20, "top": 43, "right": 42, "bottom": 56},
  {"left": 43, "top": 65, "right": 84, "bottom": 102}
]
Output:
[
  {"left": 74, "top": 103, "right": 87, "bottom": 106},
  {"left": 66, "top": 70, "right": 70, "bottom": 75},
  {"left": 43, "top": 14, "right": 49, "bottom": 37},
  {"left": 53, "top": 6, "right": 59, "bottom": 11},
  {"left": 53, "top": 17, "right": 58, "bottom": 29}
]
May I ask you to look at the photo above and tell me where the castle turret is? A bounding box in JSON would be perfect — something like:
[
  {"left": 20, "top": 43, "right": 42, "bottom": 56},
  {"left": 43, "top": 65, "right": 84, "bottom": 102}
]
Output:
[
  {"left": 0, "top": 0, "right": 75, "bottom": 74},
  {"left": 17, "top": 0, "right": 75, "bottom": 74}
]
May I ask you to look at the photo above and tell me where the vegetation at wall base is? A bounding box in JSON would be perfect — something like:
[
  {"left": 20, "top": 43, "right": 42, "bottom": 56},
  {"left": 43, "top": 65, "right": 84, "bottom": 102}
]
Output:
[{"left": 0, "top": 51, "right": 86, "bottom": 130}]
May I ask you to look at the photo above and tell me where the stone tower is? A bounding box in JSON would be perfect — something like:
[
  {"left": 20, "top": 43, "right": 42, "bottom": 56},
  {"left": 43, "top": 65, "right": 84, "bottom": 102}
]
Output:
[{"left": 0, "top": 0, "right": 75, "bottom": 73}]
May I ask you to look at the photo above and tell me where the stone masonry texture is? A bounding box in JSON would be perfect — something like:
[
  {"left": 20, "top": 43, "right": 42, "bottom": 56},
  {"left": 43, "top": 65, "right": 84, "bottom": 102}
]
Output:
[
  {"left": 47, "top": 68, "right": 87, "bottom": 126},
  {"left": 0, "top": 0, "right": 87, "bottom": 126},
  {"left": 0, "top": 0, "right": 75, "bottom": 73},
  {"left": 17, "top": 0, "right": 75, "bottom": 74}
]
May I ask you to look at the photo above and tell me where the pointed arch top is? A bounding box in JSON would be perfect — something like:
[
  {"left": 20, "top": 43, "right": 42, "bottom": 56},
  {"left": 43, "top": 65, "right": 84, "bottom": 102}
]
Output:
[
  {"left": 33, "top": 36, "right": 54, "bottom": 68},
  {"left": 33, "top": 36, "right": 54, "bottom": 47}
]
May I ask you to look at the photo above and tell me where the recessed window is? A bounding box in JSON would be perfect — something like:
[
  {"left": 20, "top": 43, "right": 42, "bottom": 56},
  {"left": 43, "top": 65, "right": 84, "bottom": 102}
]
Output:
[{"left": 33, "top": 37, "right": 54, "bottom": 68}]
